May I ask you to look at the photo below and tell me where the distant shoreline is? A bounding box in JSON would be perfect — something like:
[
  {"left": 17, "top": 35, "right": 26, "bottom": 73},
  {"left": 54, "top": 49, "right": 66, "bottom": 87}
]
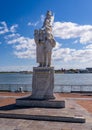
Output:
[
  {"left": 0, "top": 71, "right": 92, "bottom": 74},
  {"left": 0, "top": 71, "right": 33, "bottom": 73}
]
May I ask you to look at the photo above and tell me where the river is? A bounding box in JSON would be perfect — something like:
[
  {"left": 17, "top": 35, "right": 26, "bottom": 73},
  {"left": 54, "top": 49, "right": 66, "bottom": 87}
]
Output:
[{"left": 0, "top": 73, "right": 92, "bottom": 92}]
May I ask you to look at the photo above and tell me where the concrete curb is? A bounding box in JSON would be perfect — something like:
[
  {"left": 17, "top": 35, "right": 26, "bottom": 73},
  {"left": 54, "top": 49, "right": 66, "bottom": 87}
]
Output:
[
  {"left": 0, "top": 113, "right": 85, "bottom": 123},
  {"left": 16, "top": 98, "right": 65, "bottom": 108}
]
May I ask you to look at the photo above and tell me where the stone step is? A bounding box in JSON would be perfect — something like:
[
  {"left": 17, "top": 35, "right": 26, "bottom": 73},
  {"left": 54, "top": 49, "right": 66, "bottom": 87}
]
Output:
[
  {"left": 0, "top": 113, "right": 85, "bottom": 123},
  {"left": 16, "top": 97, "right": 65, "bottom": 108}
]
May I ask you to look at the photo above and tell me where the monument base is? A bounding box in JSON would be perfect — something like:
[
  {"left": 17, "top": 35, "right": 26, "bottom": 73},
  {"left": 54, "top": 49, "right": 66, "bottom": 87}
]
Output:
[
  {"left": 16, "top": 67, "right": 65, "bottom": 108},
  {"left": 1, "top": 95, "right": 86, "bottom": 123},
  {"left": 16, "top": 97, "right": 65, "bottom": 108},
  {"left": 31, "top": 67, "right": 55, "bottom": 100}
]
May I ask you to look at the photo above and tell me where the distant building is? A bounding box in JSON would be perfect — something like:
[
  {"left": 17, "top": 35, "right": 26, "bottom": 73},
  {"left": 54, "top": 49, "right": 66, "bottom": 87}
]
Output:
[
  {"left": 86, "top": 68, "right": 92, "bottom": 73},
  {"left": 79, "top": 69, "right": 88, "bottom": 73}
]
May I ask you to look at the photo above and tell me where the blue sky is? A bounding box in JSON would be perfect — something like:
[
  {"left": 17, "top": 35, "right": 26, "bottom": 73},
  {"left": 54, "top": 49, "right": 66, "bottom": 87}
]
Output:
[{"left": 0, "top": 0, "right": 92, "bottom": 71}]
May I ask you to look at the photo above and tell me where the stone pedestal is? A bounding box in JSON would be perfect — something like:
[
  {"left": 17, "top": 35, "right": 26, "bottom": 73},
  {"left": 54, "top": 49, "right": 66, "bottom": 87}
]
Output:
[
  {"left": 16, "top": 67, "right": 65, "bottom": 108},
  {"left": 30, "top": 67, "right": 55, "bottom": 100}
]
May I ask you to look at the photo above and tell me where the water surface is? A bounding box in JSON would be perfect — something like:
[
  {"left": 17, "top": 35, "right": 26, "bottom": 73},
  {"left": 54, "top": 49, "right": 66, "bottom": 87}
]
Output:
[{"left": 0, "top": 73, "right": 92, "bottom": 85}]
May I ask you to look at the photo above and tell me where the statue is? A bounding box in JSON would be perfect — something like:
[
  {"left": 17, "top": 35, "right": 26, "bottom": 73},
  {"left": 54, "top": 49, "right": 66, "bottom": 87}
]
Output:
[
  {"left": 16, "top": 11, "right": 65, "bottom": 108},
  {"left": 34, "top": 11, "right": 56, "bottom": 67}
]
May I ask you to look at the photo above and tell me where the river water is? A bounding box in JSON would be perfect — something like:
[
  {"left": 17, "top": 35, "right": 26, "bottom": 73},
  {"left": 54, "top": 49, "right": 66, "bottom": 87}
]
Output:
[
  {"left": 0, "top": 73, "right": 92, "bottom": 85},
  {"left": 0, "top": 73, "right": 92, "bottom": 92}
]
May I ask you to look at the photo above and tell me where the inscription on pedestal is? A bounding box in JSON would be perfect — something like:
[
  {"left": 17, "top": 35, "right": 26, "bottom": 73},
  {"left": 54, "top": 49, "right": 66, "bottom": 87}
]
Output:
[{"left": 31, "top": 67, "right": 54, "bottom": 100}]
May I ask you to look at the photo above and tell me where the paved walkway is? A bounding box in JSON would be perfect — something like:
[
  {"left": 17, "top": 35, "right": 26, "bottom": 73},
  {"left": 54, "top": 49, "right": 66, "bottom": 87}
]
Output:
[
  {"left": 67, "top": 97, "right": 92, "bottom": 100},
  {"left": 0, "top": 98, "right": 92, "bottom": 130},
  {"left": 0, "top": 93, "right": 92, "bottom": 130}
]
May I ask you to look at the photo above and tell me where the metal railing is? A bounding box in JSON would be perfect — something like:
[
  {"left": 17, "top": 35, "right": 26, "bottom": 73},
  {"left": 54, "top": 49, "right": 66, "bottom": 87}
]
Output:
[{"left": 0, "top": 84, "right": 92, "bottom": 92}]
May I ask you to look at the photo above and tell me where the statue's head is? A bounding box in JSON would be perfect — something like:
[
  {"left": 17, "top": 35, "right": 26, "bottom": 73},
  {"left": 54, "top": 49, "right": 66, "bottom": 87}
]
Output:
[{"left": 47, "top": 11, "right": 52, "bottom": 16}]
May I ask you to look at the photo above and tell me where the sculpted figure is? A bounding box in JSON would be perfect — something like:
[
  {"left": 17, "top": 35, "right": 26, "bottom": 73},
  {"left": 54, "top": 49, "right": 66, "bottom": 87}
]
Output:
[
  {"left": 43, "top": 32, "right": 56, "bottom": 67},
  {"left": 34, "top": 11, "right": 56, "bottom": 67},
  {"left": 34, "top": 29, "right": 45, "bottom": 67}
]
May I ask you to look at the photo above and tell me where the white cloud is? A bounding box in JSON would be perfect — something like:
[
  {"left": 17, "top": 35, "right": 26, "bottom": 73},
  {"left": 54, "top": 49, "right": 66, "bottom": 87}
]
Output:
[
  {"left": 53, "top": 21, "right": 92, "bottom": 44},
  {"left": 41, "top": 15, "right": 45, "bottom": 22},
  {"left": 6, "top": 30, "right": 92, "bottom": 68},
  {"left": 28, "top": 21, "right": 39, "bottom": 27},
  {"left": 14, "top": 38, "right": 36, "bottom": 59},
  {"left": 85, "top": 44, "right": 92, "bottom": 49},
  {"left": 53, "top": 47, "right": 75, "bottom": 61},
  {"left": 80, "top": 31, "right": 92, "bottom": 44},
  {"left": 15, "top": 38, "right": 35, "bottom": 50},
  {"left": 72, "top": 49, "right": 92, "bottom": 62},
  {"left": 2, "top": 20, "right": 91, "bottom": 69},
  {"left": 6, "top": 35, "right": 36, "bottom": 58},
  {"left": 73, "top": 40, "right": 78, "bottom": 44},
  {"left": 52, "top": 45, "right": 92, "bottom": 69},
  {"left": 27, "top": 14, "right": 46, "bottom": 27},
  {"left": 0, "top": 21, "right": 9, "bottom": 34},
  {"left": 4, "top": 33, "right": 20, "bottom": 40},
  {"left": 0, "top": 65, "right": 33, "bottom": 71},
  {"left": 0, "top": 21, "right": 18, "bottom": 38},
  {"left": 52, "top": 38, "right": 92, "bottom": 66},
  {"left": 8, "top": 36, "right": 25, "bottom": 44},
  {"left": 10, "top": 24, "right": 18, "bottom": 33},
  {"left": 52, "top": 41, "right": 92, "bottom": 65},
  {"left": 27, "top": 15, "right": 45, "bottom": 27}
]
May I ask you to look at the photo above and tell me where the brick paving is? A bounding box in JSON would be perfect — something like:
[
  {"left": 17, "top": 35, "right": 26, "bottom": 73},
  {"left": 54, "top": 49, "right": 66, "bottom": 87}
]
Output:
[
  {"left": 0, "top": 92, "right": 92, "bottom": 130},
  {"left": 77, "top": 100, "right": 92, "bottom": 113}
]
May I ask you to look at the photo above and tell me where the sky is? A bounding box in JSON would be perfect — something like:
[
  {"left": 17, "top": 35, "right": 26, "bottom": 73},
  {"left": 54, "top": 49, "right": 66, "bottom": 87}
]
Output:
[{"left": 0, "top": 0, "right": 92, "bottom": 71}]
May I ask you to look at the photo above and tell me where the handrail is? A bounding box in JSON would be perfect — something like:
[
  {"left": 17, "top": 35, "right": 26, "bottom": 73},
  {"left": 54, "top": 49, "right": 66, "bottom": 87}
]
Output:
[{"left": 0, "top": 84, "right": 92, "bottom": 92}]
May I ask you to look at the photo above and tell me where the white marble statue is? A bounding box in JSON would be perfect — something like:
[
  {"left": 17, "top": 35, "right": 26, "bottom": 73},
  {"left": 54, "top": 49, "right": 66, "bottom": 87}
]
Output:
[{"left": 34, "top": 11, "right": 56, "bottom": 67}]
